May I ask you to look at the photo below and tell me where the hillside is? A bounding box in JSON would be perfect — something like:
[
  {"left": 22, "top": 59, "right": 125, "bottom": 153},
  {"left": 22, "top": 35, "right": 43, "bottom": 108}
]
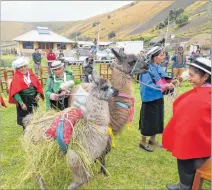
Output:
[
  {"left": 0, "top": 21, "right": 76, "bottom": 42},
  {"left": 1, "top": 1, "right": 211, "bottom": 43}
]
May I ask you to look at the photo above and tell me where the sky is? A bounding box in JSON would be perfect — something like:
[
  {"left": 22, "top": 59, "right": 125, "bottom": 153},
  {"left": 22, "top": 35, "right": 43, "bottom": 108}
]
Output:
[{"left": 1, "top": 1, "right": 134, "bottom": 22}]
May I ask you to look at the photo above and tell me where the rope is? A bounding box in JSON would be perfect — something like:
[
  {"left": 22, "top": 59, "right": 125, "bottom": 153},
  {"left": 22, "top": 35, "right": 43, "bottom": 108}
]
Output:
[
  {"left": 133, "top": 78, "right": 180, "bottom": 97},
  {"left": 133, "top": 78, "right": 161, "bottom": 91}
]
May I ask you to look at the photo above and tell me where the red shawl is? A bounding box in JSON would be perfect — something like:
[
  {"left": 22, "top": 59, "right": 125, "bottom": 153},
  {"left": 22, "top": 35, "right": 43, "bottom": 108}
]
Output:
[
  {"left": 46, "top": 52, "right": 56, "bottom": 61},
  {"left": 0, "top": 95, "right": 6, "bottom": 107},
  {"left": 8, "top": 70, "right": 44, "bottom": 104},
  {"left": 162, "top": 87, "right": 211, "bottom": 159}
]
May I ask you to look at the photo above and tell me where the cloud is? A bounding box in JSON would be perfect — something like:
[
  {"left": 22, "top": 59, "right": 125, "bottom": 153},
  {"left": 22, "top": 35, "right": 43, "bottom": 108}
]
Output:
[{"left": 1, "top": 1, "right": 134, "bottom": 22}]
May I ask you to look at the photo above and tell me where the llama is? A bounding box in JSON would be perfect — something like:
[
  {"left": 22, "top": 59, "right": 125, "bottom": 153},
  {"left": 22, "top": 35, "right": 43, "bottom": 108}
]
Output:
[
  {"left": 22, "top": 71, "right": 118, "bottom": 190},
  {"left": 66, "top": 49, "right": 148, "bottom": 183},
  {"left": 69, "top": 48, "right": 148, "bottom": 134},
  {"left": 109, "top": 49, "right": 148, "bottom": 134}
]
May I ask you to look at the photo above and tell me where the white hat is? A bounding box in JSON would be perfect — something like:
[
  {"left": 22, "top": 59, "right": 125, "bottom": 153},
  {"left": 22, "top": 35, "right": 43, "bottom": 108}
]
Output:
[
  {"left": 147, "top": 46, "right": 163, "bottom": 59},
  {"left": 12, "top": 57, "right": 29, "bottom": 69},
  {"left": 187, "top": 57, "right": 211, "bottom": 75},
  {"left": 51, "top": 60, "right": 64, "bottom": 70}
]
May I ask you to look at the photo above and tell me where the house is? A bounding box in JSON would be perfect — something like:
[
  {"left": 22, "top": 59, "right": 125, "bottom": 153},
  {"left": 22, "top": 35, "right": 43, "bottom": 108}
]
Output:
[
  {"left": 76, "top": 41, "right": 115, "bottom": 50},
  {"left": 77, "top": 41, "right": 93, "bottom": 49},
  {"left": 13, "top": 27, "right": 74, "bottom": 55}
]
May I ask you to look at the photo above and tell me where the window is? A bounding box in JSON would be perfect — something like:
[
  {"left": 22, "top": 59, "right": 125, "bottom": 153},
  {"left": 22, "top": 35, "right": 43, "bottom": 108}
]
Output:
[
  {"left": 37, "top": 27, "right": 50, "bottom": 35},
  {"left": 38, "top": 42, "right": 53, "bottom": 50},
  {"left": 22, "top": 41, "right": 34, "bottom": 49},
  {"left": 57, "top": 43, "right": 66, "bottom": 50}
]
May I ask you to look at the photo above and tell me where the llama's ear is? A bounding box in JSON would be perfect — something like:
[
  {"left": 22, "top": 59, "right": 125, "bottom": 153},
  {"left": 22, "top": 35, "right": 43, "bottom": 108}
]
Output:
[
  {"left": 111, "top": 48, "right": 122, "bottom": 61},
  {"left": 91, "top": 70, "right": 100, "bottom": 84}
]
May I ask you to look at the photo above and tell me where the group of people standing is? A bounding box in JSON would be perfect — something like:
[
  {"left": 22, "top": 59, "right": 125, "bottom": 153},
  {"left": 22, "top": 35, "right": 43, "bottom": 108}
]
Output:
[
  {"left": 138, "top": 46, "right": 211, "bottom": 190},
  {"left": 1, "top": 45, "right": 210, "bottom": 190},
  {"left": 7, "top": 47, "right": 94, "bottom": 131},
  {"left": 8, "top": 55, "right": 75, "bottom": 131}
]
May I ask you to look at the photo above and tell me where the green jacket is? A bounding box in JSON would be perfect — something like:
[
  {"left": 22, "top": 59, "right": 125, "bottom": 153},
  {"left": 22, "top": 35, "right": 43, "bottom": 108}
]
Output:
[{"left": 45, "top": 70, "right": 73, "bottom": 111}]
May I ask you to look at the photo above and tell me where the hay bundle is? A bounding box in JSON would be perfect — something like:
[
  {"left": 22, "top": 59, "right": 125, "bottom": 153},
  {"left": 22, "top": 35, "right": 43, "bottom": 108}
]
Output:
[{"left": 18, "top": 109, "right": 105, "bottom": 188}]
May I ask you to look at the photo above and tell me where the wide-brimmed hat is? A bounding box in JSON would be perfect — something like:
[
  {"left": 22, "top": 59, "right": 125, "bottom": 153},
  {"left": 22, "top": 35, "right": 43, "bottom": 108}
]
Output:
[
  {"left": 51, "top": 60, "right": 64, "bottom": 70},
  {"left": 147, "top": 46, "right": 163, "bottom": 59},
  {"left": 12, "top": 57, "right": 29, "bottom": 69},
  {"left": 187, "top": 57, "right": 211, "bottom": 75}
]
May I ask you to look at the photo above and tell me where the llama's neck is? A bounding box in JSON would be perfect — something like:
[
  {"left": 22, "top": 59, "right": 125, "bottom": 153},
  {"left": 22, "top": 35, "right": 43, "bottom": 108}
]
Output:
[
  {"left": 111, "top": 68, "right": 133, "bottom": 96},
  {"left": 86, "top": 95, "right": 110, "bottom": 127}
]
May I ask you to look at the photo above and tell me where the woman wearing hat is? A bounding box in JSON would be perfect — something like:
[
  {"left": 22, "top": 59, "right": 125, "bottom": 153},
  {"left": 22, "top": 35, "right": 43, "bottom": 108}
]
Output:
[
  {"left": 139, "top": 46, "right": 175, "bottom": 152},
  {"left": 8, "top": 57, "right": 44, "bottom": 130},
  {"left": 45, "top": 60, "right": 74, "bottom": 111},
  {"left": 163, "top": 57, "right": 211, "bottom": 190}
]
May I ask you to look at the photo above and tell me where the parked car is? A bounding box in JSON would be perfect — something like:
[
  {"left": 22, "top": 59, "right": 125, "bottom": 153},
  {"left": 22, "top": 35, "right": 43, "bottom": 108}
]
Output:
[
  {"left": 63, "top": 49, "right": 92, "bottom": 65},
  {"left": 96, "top": 48, "right": 115, "bottom": 60}
]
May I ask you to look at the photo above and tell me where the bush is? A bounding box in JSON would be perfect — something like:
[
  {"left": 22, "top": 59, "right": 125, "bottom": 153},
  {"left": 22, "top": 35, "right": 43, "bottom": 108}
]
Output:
[
  {"left": 131, "top": 36, "right": 155, "bottom": 42},
  {"left": 156, "top": 22, "right": 165, "bottom": 29},
  {"left": 175, "top": 14, "right": 189, "bottom": 26},
  {"left": 108, "top": 31, "right": 116, "bottom": 39},
  {"left": 107, "top": 15, "right": 111, "bottom": 19},
  {"left": 68, "top": 31, "right": 81, "bottom": 39},
  {"left": 93, "top": 21, "right": 100, "bottom": 27},
  {"left": 169, "top": 8, "right": 184, "bottom": 21}
]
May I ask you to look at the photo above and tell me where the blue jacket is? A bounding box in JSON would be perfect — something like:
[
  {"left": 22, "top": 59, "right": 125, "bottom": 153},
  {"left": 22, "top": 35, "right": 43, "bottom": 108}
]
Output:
[{"left": 140, "top": 63, "right": 168, "bottom": 102}]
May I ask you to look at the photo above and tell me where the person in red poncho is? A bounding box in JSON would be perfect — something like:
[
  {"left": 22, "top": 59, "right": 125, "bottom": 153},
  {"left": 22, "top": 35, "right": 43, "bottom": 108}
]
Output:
[
  {"left": 46, "top": 48, "right": 56, "bottom": 74},
  {"left": 163, "top": 57, "right": 211, "bottom": 190},
  {"left": 8, "top": 57, "right": 44, "bottom": 131}
]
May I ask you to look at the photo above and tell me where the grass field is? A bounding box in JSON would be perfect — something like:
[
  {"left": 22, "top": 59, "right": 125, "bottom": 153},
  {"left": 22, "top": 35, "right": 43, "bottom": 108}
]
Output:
[{"left": 1, "top": 80, "right": 210, "bottom": 189}]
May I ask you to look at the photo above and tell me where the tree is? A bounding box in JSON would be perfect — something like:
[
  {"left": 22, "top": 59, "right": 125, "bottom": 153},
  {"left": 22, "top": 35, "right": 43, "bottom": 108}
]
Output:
[
  {"left": 175, "top": 14, "right": 189, "bottom": 26},
  {"left": 169, "top": 10, "right": 175, "bottom": 20},
  {"left": 175, "top": 8, "right": 184, "bottom": 17}
]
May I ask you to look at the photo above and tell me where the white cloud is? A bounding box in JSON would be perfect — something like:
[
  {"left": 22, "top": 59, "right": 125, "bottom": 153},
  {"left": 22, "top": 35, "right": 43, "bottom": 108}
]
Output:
[{"left": 1, "top": 1, "right": 134, "bottom": 22}]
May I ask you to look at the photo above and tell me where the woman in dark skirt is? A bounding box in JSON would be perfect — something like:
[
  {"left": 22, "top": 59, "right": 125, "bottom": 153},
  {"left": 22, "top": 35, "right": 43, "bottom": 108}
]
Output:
[
  {"left": 139, "top": 46, "right": 176, "bottom": 152},
  {"left": 9, "top": 57, "right": 44, "bottom": 131}
]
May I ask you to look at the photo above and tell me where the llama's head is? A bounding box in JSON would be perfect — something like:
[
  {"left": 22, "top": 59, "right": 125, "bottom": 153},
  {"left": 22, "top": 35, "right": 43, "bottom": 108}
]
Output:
[
  {"left": 88, "top": 71, "right": 119, "bottom": 100},
  {"left": 111, "top": 48, "right": 148, "bottom": 76}
]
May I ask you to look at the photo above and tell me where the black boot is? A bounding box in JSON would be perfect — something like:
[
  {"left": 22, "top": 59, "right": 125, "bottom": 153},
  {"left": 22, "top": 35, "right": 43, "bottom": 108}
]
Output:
[{"left": 166, "top": 184, "right": 180, "bottom": 190}]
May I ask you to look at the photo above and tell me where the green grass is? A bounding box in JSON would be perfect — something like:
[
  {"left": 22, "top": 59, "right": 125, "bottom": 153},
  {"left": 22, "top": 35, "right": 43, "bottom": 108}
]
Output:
[{"left": 1, "top": 81, "right": 210, "bottom": 189}]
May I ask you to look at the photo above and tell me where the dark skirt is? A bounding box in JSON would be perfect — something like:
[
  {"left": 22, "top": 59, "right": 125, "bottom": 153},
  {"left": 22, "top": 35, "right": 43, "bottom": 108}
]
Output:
[
  {"left": 17, "top": 95, "right": 38, "bottom": 128},
  {"left": 139, "top": 98, "right": 164, "bottom": 136}
]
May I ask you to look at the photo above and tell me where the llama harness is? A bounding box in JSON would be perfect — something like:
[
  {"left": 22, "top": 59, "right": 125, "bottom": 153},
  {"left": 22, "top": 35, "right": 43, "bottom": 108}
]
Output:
[{"left": 115, "top": 92, "right": 135, "bottom": 124}]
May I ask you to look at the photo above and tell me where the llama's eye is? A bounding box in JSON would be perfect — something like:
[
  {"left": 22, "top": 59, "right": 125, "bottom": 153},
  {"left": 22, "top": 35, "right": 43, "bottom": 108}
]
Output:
[
  {"left": 129, "top": 60, "right": 136, "bottom": 66},
  {"left": 102, "top": 86, "right": 109, "bottom": 91}
]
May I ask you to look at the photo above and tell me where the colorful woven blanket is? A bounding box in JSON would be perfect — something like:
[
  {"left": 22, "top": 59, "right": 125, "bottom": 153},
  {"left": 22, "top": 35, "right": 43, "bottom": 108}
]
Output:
[{"left": 45, "top": 108, "right": 83, "bottom": 150}]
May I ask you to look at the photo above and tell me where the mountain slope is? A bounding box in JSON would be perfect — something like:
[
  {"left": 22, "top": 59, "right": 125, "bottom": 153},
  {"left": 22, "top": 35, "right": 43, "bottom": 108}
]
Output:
[
  {"left": 1, "top": 1, "right": 211, "bottom": 42},
  {"left": 61, "top": 1, "right": 173, "bottom": 40}
]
